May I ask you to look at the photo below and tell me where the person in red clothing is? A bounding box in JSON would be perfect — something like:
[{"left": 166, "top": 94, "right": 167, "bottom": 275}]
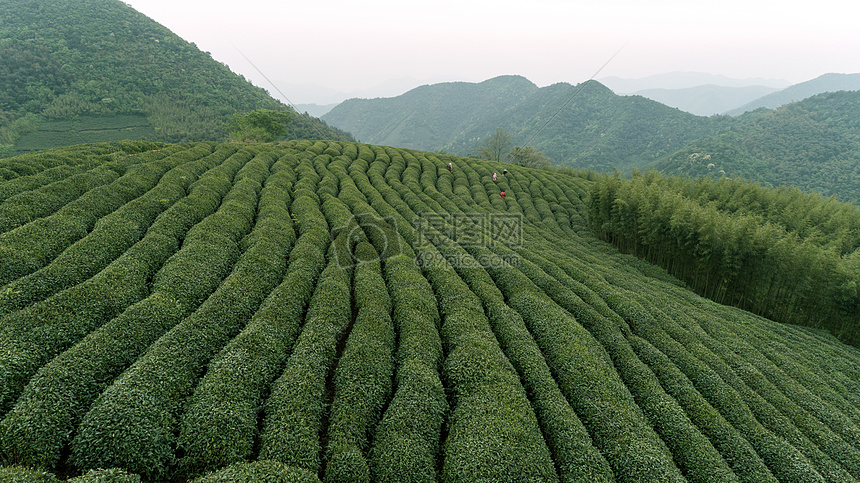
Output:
[{"left": 500, "top": 191, "right": 506, "bottom": 199}]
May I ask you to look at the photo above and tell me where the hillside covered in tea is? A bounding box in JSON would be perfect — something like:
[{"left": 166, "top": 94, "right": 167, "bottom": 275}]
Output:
[{"left": 1, "top": 140, "right": 860, "bottom": 482}]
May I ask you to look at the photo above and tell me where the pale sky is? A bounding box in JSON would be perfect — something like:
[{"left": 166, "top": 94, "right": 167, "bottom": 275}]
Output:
[{"left": 126, "top": 0, "right": 858, "bottom": 104}]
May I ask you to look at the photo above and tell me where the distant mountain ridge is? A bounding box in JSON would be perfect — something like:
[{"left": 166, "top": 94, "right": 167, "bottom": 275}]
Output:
[
  {"left": 324, "top": 76, "right": 727, "bottom": 171},
  {"left": 726, "top": 73, "right": 860, "bottom": 115},
  {"left": 599, "top": 72, "right": 791, "bottom": 92},
  {"left": 630, "top": 85, "right": 781, "bottom": 116}
]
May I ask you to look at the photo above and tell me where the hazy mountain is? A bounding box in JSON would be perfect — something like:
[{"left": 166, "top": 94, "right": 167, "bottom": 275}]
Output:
[
  {"left": 324, "top": 75, "right": 540, "bottom": 152},
  {"left": 726, "top": 73, "right": 860, "bottom": 115},
  {"left": 324, "top": 76, "right": 728, "bottom": 171},
  {"left": 630, "top": 85, "right": 781, "bottom": 116},
  {"left": 599, "top": 72, "right": 790, "bottom": 93},
  {"left": 0, "top": 0, "right": 351, "bottom": 155},
  {"left": 270, "top": 77, "right": 450, "bottom": 106},
  {"left": 294, "top": 103, "right": 340, "bottom": 118}
]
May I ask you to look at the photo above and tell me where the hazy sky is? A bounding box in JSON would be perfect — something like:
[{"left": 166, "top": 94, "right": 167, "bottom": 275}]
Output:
[{"left": 127, "top": 0, "right": 858, "bottom": 103}]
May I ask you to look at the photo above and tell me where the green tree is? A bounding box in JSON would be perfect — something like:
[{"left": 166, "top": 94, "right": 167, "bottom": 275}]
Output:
[
  {"left": 508, "top": 145, "right": 549, "bottom": 168},
  {"left": 225, "top": 109, "right": 292, "bottom": 142},
  {"left": 477, "top": 127, "right": 511, "bottom": 162}
]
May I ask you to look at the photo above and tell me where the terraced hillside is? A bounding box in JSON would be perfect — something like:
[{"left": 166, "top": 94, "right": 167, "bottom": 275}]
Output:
[{"left": 1, "top": 141, "right": 860, "bottom": 482}]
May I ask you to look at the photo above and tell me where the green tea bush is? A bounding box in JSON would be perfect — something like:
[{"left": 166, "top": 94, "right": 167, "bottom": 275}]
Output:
[
  {"left": 324, "top": 243, "right": 394, "bottom": 483},
  {"left": 259, "top": 245, "right": 352, "bottom": 472},
  {"left": 521, "top": 247, "right": 773, "bottom": 482},
  {"left": 0, "top": 144, "right": 217, "bottom": 284},
  {"left": 374, "top": 208, "right": 555, "bottom": 481},
  {"left": 406, "top": 237, "right": 553, "bottom": 480},
  {"left": 507, "top": 250, "right": 737, "bottom": 482},
  {"left": 628, "top": 334, "right": 777, "bottom": 483},
  {"left": 70, "top": 153, "right": 285, "bottom": 480},
  {"left": 368, "top": 253, "right": 445, "bottom": 483},
  {"left": 323, "top": 143, "right": 343, "bottom": 157},
  {"left": 741, "top": 327, "right": 860, "bottom": 426},
  {"left": 306, "top": 141, "right": 329, "bottom": 156},
  {"left": 5, "top": 141, "right": 860, "bottom": 482},
  {"left": 625, "top": 290, "right": 858, "bottom": 481},
  {"left": 369, "top": 359, "right": 446, "bottom": 483},
  {"left": 480, "top": 264, "right": 684, "bottom": 481},
  {"left": 175, "top": 177, "right": 326, "bottom": 479},
  {"left": 356, "top": 144, "right": 375, "bottom": 164},
  {"left": 68, "top": 468, "right": 141, "bottom": 482},
  {"left": 0, "top": 165, "right": 81, "bottom": 203},
  {"left": 0, "top": 168, "right": 18, "bottom": 180},
  {"left": 428, "top": 245, "right": 613, "bottom": 482},
  {"left": 0, "top": 230, "right": 177, "bottom": 414},
  {"left": 322, "top": 195, "right": 364, "bottom": 247},
  {"left": 0, "top": 465, "right": 59, "bottom": 482},
  {"left": 0, "top": 145, "right": 235, "bottom": 315},
  {"left": 383, "top": 171, "right": 611, "bottom": 481},
  {"left": 604, "top": 293, "right": 826, "bottom": 482},
  {"left": 0, "top": 152, "right": 270, "bottom": 470},
  {"left": 191, "top": 460, "right": 321, "bottom": 483},
  {"left": 685, "top": 298, "right": 860, "bottom": 426},
  {"left": 0, "top": 165, "right": 119, "bottom": 234},
  {"left": 673, "top": 306, "right": 860, "bottom": 478},
  {"left": 340, "top": 142, "right": 358, "bottom": 160}
]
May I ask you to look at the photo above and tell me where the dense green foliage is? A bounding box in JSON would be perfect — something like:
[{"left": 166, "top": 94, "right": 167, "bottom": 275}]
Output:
[
  {"left": 225, "top": 109, "right": 293, "bottom": 143},
  {"left": 589, "top": 170, "right": 860, "bottom": 344},
  {"left": 0, "top": 0, "right": 352, "bottom": 153},
  {"left": 1, "top": 140, "right": 859, "bottom": 482},
  {"left": 652, "top": 90, "right": 860, "bottom": 204}
]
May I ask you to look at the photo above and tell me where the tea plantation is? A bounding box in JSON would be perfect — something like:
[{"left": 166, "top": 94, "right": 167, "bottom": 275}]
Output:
[{"left": 1, "top": 140, "right": 859, "bottom": 482}]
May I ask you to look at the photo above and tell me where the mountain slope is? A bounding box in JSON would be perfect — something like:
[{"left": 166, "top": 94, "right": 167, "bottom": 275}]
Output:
[
  {"left": 324, "top": 77, "right": 729, "bottom": 171},
  {"left": 632, "top": 84, "right": 781, "bottom": 116},
  {"left": 1, "top": 140, "right": 859, "bottom": 482},
  {"left": 726, "top": 73, "right": 860, "bottom": 115},
  {"left": 0, "top": 0, "right": 351, "bottom": 155},
  {"left": 323, "top": 75, "right": 539, "bottom": 151},
  {"left": 451, "top": 81, "right": 731, "bottom": 171},
  {"left": 652, "top": 90, "right": 860, "bottom": 203}
]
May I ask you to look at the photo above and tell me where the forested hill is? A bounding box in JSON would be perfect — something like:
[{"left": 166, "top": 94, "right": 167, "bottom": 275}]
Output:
[
  {"left": 0, "top": 0, "right": 351, "bottom": 156},
  {"left": 1, "top": 140, "right": 860, "bottom": 482},
  {"left": 320, "top": 75, "right": 540, "bottom": 151},
  {"left": 653, "top": 90, "right": 860, "bottom": 204},
  {"left": 323, "top": 76, "right": 728, "bottom": 171}
]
